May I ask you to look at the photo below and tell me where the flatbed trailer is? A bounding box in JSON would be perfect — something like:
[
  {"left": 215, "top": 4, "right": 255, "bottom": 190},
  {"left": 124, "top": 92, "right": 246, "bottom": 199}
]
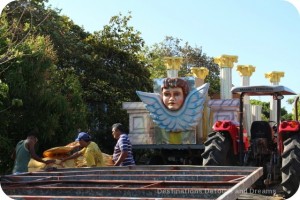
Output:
[{"left": 1, "top": 165, "right": 263, "bottom": 199}]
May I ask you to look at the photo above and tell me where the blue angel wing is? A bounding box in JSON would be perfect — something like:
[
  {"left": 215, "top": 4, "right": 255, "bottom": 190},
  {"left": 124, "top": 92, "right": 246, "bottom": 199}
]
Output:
[{"left": 136, "top": 83, "right": 210, "bottom": 132}]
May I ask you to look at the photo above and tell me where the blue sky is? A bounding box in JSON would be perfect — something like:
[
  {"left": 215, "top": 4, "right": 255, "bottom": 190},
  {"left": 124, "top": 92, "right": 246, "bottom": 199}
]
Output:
[{"left": 1, "top": 0, "right": 300, "bottom": 112}]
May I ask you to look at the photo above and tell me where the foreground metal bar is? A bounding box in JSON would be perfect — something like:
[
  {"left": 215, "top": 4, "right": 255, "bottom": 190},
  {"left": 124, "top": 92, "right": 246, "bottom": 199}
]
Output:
[{"left": 1, "top": 165, "right": 263, "bottom": 199}]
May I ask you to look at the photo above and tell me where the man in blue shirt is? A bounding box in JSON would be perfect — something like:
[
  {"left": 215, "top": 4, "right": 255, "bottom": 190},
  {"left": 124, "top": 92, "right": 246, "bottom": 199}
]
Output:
[{"left": 111, "top": 123, "right": 135, "bottom": 166}]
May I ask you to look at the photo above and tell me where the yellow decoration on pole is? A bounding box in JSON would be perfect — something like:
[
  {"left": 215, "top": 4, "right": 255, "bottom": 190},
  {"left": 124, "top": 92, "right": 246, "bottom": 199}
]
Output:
[
  {"left": 214, "top": 55, "right": 238, "bottom": 68},
  {"left": 265, "top": 71, "right": 285, "bottom": 83},
  {"left": 164, "top": 57, "right": 183, "bottom": 70},
  {"left": 236, "top": 65, "right": 256, "bottom": 77},
  {"left": 190, "top": 67, "right": 209, "bottom": 79}
]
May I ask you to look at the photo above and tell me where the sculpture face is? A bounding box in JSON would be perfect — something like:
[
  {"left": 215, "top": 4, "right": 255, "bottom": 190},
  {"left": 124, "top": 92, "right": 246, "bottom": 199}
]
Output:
[{"left": 162, "top": 87, "right": 185, "bottom": 111}]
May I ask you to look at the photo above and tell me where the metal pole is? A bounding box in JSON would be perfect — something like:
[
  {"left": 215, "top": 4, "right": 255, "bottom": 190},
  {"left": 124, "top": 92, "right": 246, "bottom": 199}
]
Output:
[
  {"left": 277, "top": 98, "right": 281, "bottom": 127},
  {"left": 239, "top": 93, "right": 244, "bottom": 165},
  {"left": 295, "top": 96, "right": 299, "bottom": 121},
  {"left": 276, "top": 95, "right": 281, "bottom": 152}
]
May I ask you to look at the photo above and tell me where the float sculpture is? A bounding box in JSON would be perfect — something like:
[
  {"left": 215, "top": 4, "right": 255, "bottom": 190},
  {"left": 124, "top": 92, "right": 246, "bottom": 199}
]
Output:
[{"left": 136, "top": 78, "right": 209, "bottom": 132}]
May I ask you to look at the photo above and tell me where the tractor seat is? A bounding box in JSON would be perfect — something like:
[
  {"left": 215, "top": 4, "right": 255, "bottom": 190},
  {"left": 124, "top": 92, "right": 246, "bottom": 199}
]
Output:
[{"left": 250, "top": 121, "right": 272, "bottom": 140}]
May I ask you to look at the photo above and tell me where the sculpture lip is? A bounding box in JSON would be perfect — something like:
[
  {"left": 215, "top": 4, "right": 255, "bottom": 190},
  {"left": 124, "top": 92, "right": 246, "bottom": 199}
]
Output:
[{"left": 167, "top": 102, "right": 182, "bottom": 111}]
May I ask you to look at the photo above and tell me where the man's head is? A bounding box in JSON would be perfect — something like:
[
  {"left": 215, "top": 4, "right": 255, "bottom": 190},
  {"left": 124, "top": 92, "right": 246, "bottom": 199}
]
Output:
[
  {"left": 26, "top": 128, "right": 39, "bottom": 144},
  {"left": 75, "top": 132, "right": 92, "bottom": 147},
  {"left": 76, "top": 132, "right": 91, "bottom": 142},
  {"left": 161, "top": 78, "right": 189, "bottom": 111},
  {"left": 112, "top": 123, "right": 126, "bottom": 139}
]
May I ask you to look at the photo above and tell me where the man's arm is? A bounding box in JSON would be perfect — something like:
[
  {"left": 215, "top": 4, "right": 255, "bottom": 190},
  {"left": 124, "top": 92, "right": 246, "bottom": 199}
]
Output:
[
  {"left": 61, "top": 151, "right": 82, "bottom": 163},
  {"left": 114, "top": 151, "right": 128, "bottom": 166},
  {"left": 11, "top": 148, "right": 16, "bottom": 160},
  {"left": 27, "top": 140, "right": 55, "bottom": 164}
]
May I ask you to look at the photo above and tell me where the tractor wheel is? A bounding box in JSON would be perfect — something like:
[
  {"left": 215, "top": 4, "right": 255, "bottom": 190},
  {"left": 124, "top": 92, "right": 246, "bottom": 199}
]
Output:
[
  {"left": 201, "top": 131, "right": 233, "bottom": 166},
  {"left": 281, "top": 134, "right": 300, "bottom": 198}
]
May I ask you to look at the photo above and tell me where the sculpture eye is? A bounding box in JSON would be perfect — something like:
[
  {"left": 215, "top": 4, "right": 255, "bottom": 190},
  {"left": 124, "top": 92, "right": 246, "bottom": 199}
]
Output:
[
  {"left": 174, "top": 92, "right": 182, "bottom": 97},
  {"left": 163, "top": 92, "right": 171, "bottom": 97}
]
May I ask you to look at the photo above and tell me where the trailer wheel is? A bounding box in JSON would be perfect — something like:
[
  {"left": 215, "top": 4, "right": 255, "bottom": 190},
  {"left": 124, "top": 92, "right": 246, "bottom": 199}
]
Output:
[
  {"left": 201, "top": 131, "right": 233, "bottom": 166},
  {"left": 281, "top": 134, "right": 300, "bottom": 198}
]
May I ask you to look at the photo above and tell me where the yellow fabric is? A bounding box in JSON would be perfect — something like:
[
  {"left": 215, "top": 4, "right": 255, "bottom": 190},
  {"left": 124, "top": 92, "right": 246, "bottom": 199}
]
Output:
[
  {"left": 28, "top": 153, "right": 113, "bottom": 172},
  {"left": 78, "top": 142, "right": 104, "bottom": 167},
  {"left": 28, "top": 158, "right": 77, "bottom": 172},
  {"left": 43, "top": 141, "right": 80, "bottom": 157},
  {"left": 28, "top": 141, "right": 113, "bottom": 172},
  {"left": 102, "top": 153, "right": 114, "bottom": 166},
  {"left": 43, "top": 146, "right": 74, "bottom": 157},
  {"left": 28, "top": 159, "right": 45, "bottom": 169}
]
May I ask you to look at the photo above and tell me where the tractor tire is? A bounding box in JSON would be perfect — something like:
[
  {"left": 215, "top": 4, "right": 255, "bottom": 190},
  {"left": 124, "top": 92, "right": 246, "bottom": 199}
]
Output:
[
  {"left": 281, "top": 134, "right": 300, "bottom": 198},
  {"left": 201, "top": 131, "right": 233, "bottom": 166}
]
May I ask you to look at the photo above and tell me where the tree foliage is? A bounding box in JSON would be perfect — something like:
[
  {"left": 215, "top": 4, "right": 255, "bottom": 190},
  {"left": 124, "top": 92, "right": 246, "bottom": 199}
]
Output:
[
  {"left": 142, "top": 36, "right": 220, "bottom": 96},
  {"left": 250, "top": 99, "right": 292, "bottom": 121},
  {"left": 0, "top": 0, "right": 88, "bottom": 174},
  {"left": 82, "top": 14, "right": 152, "bottom": 152},
  {"left": 99, "top": 12, "right": 145, "bottom": 54},
  {"left": 0, "top": 0, "right": 52, "bottom": 67},
  {"left": 286, "top": 96, "right": 300, "bottom": 120}
]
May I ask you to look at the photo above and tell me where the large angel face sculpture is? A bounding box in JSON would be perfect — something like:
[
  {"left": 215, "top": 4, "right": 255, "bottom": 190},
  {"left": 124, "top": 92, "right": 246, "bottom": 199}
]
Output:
[
  {"left": 136, "top": 78, "right": 209, "bottom": 132},
  {"left": 161, "top": 78, "right": 188, "bottom": 111}
]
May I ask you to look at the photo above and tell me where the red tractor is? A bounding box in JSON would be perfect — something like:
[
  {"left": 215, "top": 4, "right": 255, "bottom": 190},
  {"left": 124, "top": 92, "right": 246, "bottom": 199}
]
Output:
[{"left": 201, "top": 85, "right": 300, "bottom": 198}]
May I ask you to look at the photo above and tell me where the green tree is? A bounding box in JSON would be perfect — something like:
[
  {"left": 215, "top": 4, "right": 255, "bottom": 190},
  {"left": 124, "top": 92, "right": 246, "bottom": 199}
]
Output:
[
  {"left": 0, "top": 0, "right": 88, "bottom": 174},
  {"left": 99, "top": 12, "right": 145, "bottom": 55},
  {"left": 82, "top": 14, "right": 152, "bottom": 152},
  {"left": 38, "top": 8, "right": 91, "bottom": 73},
  {"left": 286, "top": 96, "right": 300, "bottom": 120},
  {"left": 0, "top": 0, "right": 52, "bottom": 67},
  {"left": 142, "top": 36, "right": 220, "bottom": 96},
  {"left": 250, "top": 99, "right": 292, "bottom": 121}
]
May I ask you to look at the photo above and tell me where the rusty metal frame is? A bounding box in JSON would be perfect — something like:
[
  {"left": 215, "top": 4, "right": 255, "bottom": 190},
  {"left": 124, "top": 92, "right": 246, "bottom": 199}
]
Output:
[{"left": 1, "top": 165, "right": 263, "bottom": 200}]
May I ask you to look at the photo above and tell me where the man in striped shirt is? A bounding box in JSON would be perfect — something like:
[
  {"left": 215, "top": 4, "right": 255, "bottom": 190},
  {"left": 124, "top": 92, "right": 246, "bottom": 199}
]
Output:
[{"left": 112, "top": 123, "right": 135, "bottom": 166}]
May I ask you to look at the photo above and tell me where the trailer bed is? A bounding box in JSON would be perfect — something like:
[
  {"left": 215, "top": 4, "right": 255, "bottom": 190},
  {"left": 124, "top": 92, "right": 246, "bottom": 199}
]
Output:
[{"left": 1, "top": 165, "right": 263, "bottom": 200}]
